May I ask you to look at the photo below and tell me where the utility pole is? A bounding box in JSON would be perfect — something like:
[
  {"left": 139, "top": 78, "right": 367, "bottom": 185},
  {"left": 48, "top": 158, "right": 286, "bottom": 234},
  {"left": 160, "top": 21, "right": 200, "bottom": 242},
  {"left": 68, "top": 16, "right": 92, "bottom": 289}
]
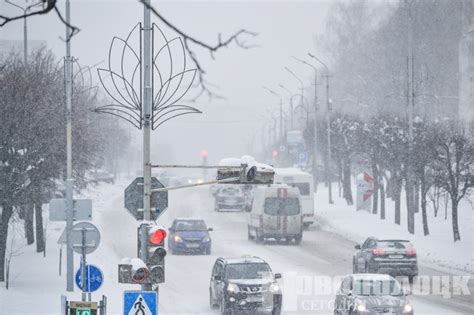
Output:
[
  {"left": 405, "top": 0, "right": 415, "bottom": 234},
  {"left": 308, "top": 53, "right": 333, "bottom": 204},
  {"left": 64, "top": 0, "right": 74, "bottom": 292}
]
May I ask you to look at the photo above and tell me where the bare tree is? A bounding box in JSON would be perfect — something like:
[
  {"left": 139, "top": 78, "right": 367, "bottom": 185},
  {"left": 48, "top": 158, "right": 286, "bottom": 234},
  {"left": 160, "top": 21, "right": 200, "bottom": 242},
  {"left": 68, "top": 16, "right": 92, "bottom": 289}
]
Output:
[{"left": 433, "top": 121, "right": 474, "bottom": 241}]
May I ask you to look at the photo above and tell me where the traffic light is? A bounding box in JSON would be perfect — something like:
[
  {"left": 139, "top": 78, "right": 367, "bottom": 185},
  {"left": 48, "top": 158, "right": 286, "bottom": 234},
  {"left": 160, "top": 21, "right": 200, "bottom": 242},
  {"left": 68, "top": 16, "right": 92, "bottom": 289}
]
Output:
[
  {"left": 146, "top": 226, "right": 167, "bottom": 283},
  {"left": 118, "top": 258, "right": 150, "bottom": 284},
  {"left": 118, "top": 225, "right": 167, "bottom": 285}
]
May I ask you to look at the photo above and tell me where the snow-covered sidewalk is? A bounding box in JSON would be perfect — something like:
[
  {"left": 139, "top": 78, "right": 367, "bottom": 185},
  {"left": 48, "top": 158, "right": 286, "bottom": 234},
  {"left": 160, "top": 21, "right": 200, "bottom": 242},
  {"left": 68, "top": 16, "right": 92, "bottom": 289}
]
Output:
[{"left": 315, "top": 185, "right": 473, "bottom": 275}]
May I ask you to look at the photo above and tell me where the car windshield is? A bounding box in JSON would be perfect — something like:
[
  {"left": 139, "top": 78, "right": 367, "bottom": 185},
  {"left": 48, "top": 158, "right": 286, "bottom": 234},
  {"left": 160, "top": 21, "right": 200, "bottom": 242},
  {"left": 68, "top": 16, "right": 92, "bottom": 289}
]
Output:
[
  {"left": 226, "top": 263, "right": 272, "bottom": 280},
  {"left": 264, "top": 197, "right": 300, "bottom": 216},
  {"left": 353, "top": 279, "right": 404, "bottom": 296},
  {"left": 175, "top": 220, "right": 207, "bottom": 231},
  {"left": 378, "top": 240, "right": 413, "bottom": 249}
]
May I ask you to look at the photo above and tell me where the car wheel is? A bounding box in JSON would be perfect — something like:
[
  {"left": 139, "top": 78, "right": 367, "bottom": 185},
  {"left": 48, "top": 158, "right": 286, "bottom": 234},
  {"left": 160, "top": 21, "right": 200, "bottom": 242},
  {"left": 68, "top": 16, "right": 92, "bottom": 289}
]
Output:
[
  {"left": 295, "top": 233, "right": 302, "bottom": 245},
  {"left": 209, "top": 289, "right": 217, "bottom": 309},
  {"left": 206, "top": 247, "right": 211, "bottom": 255},
  {"left": 220, "top": 298, "right": 231, "bottom": 315}
]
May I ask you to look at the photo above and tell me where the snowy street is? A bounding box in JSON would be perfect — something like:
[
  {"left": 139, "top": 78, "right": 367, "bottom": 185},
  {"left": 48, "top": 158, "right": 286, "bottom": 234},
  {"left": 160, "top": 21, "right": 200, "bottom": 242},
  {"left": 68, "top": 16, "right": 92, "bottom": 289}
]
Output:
[
  {"left": 1, "top": 1, "right": 474, "bottom": 314},
  {"left": 1, "top": 179, "right": 471, "bottom": 314}
]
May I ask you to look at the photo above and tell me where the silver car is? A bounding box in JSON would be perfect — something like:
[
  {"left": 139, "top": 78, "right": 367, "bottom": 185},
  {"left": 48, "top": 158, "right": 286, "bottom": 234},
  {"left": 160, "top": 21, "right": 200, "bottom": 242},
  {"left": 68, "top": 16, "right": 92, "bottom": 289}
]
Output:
[
  {"left": 334, "top": 274, "right": 414, "bottom": 315},
  {"left": 215, "top": 186, "right": 246, "bottom": 212}
]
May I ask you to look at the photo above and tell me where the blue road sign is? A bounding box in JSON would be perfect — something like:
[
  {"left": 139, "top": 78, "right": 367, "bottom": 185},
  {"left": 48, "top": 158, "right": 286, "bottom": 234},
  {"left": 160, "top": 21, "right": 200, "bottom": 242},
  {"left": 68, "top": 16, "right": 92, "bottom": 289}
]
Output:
[
  {"left": 299, "top": 152, "right": 308, "bottom": 163},
  {"left": 75, "top": 264, "right": 103, "bottom": 292},
  {"left": 124, "top": 291, "right": 157, "bottom": 315}
]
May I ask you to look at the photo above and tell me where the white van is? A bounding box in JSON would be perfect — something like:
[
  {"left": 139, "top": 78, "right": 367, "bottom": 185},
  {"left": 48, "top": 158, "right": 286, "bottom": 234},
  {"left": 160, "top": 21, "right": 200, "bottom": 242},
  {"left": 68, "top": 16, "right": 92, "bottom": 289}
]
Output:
[
  {"left": 247, "top": 184, "right": 303, "bottom": 244},
  {"left": 274, "top": 168, "right": 315, "bottom": 227}
]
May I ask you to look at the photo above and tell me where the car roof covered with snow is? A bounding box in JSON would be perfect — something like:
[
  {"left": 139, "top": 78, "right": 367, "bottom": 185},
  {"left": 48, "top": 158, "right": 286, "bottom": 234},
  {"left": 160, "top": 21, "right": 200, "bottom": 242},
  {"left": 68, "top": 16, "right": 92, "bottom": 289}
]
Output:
[{"left": 219, "top": 256, "right": 268, "bottom": 265}]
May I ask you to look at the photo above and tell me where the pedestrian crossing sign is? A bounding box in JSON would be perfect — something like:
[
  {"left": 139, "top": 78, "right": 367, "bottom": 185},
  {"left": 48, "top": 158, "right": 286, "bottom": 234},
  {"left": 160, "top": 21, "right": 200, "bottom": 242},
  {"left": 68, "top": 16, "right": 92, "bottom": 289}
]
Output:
[{"left": 124, "top": 291, "right": 157, "bottom": 315}]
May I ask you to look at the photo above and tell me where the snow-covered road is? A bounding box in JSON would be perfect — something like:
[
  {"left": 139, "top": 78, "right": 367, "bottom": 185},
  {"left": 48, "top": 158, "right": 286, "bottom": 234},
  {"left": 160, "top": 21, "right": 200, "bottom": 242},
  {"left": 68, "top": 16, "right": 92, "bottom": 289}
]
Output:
[
  {"left": 96, "top": 181, "right": 473, "bottom": 314},
  {"left": 1, "top": 179, "right": 472, "bottom": 314}
]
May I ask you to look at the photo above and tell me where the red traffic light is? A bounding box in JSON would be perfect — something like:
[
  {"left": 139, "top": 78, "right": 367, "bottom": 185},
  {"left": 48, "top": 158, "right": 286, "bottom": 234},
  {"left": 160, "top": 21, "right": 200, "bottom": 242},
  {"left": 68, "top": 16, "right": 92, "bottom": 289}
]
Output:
[
  {"left": 132, "top": 267, "right": 150, "bottom": 283},
  {"left": 149, "top": 228, "right": 167, "bottom": 245}
]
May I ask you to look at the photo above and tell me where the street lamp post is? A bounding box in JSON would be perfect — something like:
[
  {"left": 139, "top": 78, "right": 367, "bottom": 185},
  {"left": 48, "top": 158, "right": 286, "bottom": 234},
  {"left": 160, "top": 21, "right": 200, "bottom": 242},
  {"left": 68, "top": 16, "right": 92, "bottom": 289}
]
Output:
[
  {"left": 6, "top": 0, "right": 33, "bottom": 64},
  {"left": 263, "top": 86, "right": 284, "bottom": 140},
  {"left": 285, "top": 67, "right": 305, "bottom": 127},
  {"left": 308, "top": 53, "right": 333, "bottom": 204},
  {"left": 278, "top": 84, "right": 296, "bottom": 130},
  {"left": 293, "top": 56, "right": 319, "bottom": 190}
]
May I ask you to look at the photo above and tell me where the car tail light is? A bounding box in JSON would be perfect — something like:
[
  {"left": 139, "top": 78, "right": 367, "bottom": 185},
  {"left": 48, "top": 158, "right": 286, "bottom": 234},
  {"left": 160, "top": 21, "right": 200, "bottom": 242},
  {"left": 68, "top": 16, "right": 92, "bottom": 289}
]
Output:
[
  {"left": 370, "top": 249, "right": 385, "bottom": 255},
  {"left": 405, "top": 249, "right": 417, "bottom": 255}
]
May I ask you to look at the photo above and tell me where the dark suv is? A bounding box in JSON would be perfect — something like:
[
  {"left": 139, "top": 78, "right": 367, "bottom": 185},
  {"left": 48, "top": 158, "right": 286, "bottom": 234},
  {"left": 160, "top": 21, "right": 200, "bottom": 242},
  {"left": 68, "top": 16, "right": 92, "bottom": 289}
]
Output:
[
  {"left": 353, "top": 238, "right": 418, "bottom": 283},
  {"left": 209, "top": 256, "right": 282, "bottom": 314}
]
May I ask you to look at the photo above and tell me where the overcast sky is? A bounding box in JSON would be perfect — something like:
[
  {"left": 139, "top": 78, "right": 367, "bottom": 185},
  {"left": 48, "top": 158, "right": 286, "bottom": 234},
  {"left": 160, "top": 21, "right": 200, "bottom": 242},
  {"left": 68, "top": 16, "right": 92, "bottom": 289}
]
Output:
[{"left": 1, "top": 0, "right": 332, "bottom": 166}]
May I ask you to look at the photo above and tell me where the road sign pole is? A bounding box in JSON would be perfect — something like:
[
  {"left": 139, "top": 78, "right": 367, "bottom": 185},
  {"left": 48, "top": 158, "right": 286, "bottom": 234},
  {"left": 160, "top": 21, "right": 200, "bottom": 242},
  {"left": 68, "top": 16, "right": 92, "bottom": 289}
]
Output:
[
  {"left": 143, "top": 0, "right": 152, "bottom": 222},
  {"left": 81, "top": 227, "right": 87, "bottom": 301},
  {"left": 65, "top": 0, "right": 74, "bottom": 292}
]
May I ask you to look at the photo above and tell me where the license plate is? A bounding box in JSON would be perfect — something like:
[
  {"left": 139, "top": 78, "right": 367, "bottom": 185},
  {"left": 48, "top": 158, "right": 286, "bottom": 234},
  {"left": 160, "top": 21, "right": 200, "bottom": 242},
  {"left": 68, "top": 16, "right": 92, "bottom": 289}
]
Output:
[
  {"left": 389, "top": 255, "right": 403, "bottom": 259},
  {"left": 186, "top": 243, "right": 200, "bottom": 248},
  {"left": 246, "top": 295, "right": 263, "bottom": 303}
]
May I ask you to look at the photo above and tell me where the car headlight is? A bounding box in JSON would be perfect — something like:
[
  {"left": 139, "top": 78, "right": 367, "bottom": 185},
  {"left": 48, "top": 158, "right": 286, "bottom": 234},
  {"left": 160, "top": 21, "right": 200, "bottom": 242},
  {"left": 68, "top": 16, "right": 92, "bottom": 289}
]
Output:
[
  {"left": 187, "top": 179, "right": 193, "bottom": 184},
  {"left": 269, "top": 282, "right": 281, "bottom": 294},
  {"left": 403, "top": 303, "right": 413, "bottom": 313},
  {"left": 173, "top": 235, "right": 183, "bottom": 243},
  {"left": 356, "top": 303, "right": 367, "bottom": 312},
  {"left": 227, "top": 283, "right": 239, "bottom": 293},
  {"left": 202, "top": 236, "right": 210, "bottom": 242}
]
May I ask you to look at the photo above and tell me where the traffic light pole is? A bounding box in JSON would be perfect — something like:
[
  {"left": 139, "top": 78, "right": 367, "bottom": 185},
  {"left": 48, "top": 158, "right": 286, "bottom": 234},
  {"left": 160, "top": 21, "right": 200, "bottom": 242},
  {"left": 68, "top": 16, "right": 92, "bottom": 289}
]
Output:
[
  {"left": 143, "top": 0, "right": 152, "bottom": 222},
  {"left": 139, "top": 224, "right": 152, "bottom": 291}
]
